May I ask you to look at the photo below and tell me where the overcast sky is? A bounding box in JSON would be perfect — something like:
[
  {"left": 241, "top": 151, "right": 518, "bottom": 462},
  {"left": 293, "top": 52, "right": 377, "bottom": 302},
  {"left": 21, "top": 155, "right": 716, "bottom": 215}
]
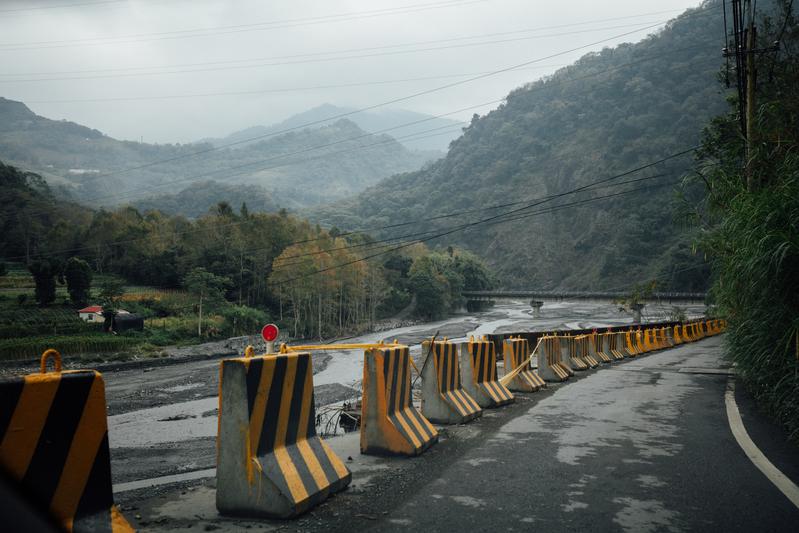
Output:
[{"left": 0, "top": 0, "right": 702, "bottom": 144}]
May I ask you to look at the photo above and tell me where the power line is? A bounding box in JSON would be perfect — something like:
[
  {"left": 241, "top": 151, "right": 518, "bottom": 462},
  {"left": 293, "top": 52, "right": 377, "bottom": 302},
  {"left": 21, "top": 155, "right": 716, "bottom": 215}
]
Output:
[
  {"left": 9, "top": 145, "right": 697, "bottom": 263},
  {"left": 39, "top": 21, "right": 678, "bottom": 187},
  {"left": 0, "top": 21, "right": 672, "bottom": 84},
  {"left": 0, "top": 0, "right": 127, "bottom": 14},
  {"left": 0, "top": 0, "right": 486, "bottom": 50},
  {"left": 0, "top": 16, "right": 680, "bottom": 79},
  {"left": 15, "top": 45, "right": 719, "bottom": 221},
  {"left": 21, "top": 66, "right": 565, "bottom": 105},
  {"left": 269, "top": 180, "right": 685, "bottom": 286},
  {"left": 271, "top": 172, "right": 678, "bottom": 268}
]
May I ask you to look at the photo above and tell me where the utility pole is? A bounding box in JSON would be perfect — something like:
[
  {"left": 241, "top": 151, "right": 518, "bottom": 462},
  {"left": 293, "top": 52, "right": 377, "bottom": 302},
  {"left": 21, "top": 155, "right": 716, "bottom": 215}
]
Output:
[
  {"left": 723, "top": 0, "right": 777, "bottom": 191},
  {"left": 745, "top": 11, "right": 757, "bottom": 189}
]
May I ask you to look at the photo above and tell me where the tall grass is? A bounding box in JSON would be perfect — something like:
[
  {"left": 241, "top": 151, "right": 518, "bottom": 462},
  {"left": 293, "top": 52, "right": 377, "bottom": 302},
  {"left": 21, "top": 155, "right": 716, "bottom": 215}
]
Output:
[{"left": 705, "top": 158, "right": 799, "bottom": 440}]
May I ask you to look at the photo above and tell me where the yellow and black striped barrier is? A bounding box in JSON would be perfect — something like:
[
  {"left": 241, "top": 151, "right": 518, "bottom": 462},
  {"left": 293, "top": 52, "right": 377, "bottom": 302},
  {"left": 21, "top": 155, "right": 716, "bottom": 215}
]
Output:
[
  {"left": 597, "top": 331, "right": 621, "bottom": 361},
  {"left": 610, "top": 330, "right": 630, "bottom": 359},
  {"left": 458, "top": 337, "right": 514, "bottom": 408},
  {"left": 502, "top": 338, "right": 546, "bottom": 392},
  {"left": 420, "top": 340, "right": 482, "bottom": 424},
  {"left": 216, "top": 349, "right": 352, "bottom": 518},
  {"left": 573, "top": 335, "right": 599, "bottom": 368},
  {"left": 361, "top": 345, "right": 438, "bottom": 456},
  {"left": 0, "top": 350, "right": 133, "bottom": 533},
  {"left": 587, "top": 332, "right": 612, "bottom": 364},
  {"left": 625, "top": 329, "right": 640, "bottom": 356},
  {"left": 673, "top": 324, "right": 683, "bottom": 344},
  {"left": 559, "top": 335, "right": 589, "bottom": 370},
  {"left": 537, "top": 335, "right": 570, "bottom": 382}
]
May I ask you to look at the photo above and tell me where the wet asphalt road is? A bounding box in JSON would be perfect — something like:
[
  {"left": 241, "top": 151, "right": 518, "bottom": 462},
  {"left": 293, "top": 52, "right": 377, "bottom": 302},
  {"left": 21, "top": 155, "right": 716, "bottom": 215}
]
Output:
[
  {"left": 107, "top": 301, "right": 676, "bottom": 484},
  {"left": 107, "top": 304, "right": 799, "bottom": 532},
  {"left": 361, "top": 335, "right": 799, "bottom": 532}
]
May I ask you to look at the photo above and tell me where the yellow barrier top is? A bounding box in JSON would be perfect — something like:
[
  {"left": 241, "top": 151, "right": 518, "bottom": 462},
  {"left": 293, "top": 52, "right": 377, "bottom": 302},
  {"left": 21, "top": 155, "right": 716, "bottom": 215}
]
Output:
[
  {"left": 40, "top": 348, "right": 62, "bottom": 373},
  {"left": 279, "top": 339, "right": 405, "bottom": 353}
]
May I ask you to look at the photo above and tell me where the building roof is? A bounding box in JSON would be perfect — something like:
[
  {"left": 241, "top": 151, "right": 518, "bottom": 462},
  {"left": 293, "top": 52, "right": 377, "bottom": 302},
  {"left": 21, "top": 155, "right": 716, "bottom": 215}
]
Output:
[{"left": 78, "top": 305, "right": 103, "bottom": 313}]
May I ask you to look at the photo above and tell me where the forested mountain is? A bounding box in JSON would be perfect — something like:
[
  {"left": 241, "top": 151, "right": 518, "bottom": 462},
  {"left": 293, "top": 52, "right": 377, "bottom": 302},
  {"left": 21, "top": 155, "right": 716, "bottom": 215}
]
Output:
[
  {"left": 200, "top": 103, "right": 462, "bottom": 152},
  {"left": 315, "top": 0, "right": 733, "bottom": 291},
  {"left": 131, "top": 180, "right": 278, "bottom": 219},
  {"left": 0, "top": 100, "right": 436, "bottom": 210}
]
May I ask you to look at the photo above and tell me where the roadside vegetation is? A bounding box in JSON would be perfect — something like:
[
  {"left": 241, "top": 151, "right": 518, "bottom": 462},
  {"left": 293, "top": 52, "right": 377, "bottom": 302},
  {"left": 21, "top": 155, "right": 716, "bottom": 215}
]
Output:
[
  {"left": 692, "top": 1, "right": 799, "bottom": 439},
  {"left": 0, "top": 163, "right": 493, "bottom": 360}
]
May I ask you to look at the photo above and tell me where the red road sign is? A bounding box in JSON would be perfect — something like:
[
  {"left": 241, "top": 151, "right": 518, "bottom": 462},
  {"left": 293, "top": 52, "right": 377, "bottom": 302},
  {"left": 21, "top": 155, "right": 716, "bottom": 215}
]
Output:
[{"left": 261, "top": 323, "right": 279, "bottom": 342}]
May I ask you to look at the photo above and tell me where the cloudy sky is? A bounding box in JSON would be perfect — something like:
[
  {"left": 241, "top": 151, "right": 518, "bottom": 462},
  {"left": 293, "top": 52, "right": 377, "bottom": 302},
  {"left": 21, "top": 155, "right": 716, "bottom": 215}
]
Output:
[{"left": 0, "top": 0, "right": 702, "bottom": 144}]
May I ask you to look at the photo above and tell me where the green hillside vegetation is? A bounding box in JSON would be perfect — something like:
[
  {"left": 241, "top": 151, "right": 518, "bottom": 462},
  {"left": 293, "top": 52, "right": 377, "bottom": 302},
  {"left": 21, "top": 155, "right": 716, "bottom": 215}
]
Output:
[
  {"left": 0, "top": 99, "right": 437, "bottom": 209},
  {"left": 131, "top": 180, "right": 278, "bottom": 219},
  {"left": 692, "top": 2, "right": 799, "bottom": 439},
  {"left": 0, "top": 161, "right": 492, "bottom": 359},
  {"left": 314, "top": 1, "right": 730, "bottom": 291}
]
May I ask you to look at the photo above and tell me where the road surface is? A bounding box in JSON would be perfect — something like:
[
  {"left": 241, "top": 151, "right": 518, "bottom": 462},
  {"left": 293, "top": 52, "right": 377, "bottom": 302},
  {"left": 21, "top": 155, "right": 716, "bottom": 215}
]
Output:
[{"left": 94, "top": 302, "right": 799, "bottom": 532}]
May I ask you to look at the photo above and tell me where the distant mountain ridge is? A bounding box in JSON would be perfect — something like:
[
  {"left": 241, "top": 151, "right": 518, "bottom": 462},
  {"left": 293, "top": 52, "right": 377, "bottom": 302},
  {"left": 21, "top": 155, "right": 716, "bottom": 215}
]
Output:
[
  {"left": 199, "top": 103, "right": 463, "bottom": 153},
  {"left": 314, "top": 0, "right": 736, "bottom": 291},
  {"left": 0, "top": 99, "right": 437, "bottom": 211}
]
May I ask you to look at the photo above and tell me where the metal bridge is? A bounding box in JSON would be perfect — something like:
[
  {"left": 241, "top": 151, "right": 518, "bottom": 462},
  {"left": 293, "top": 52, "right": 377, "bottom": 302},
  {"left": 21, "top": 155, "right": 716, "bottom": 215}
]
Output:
[{"left": 461, "top": 290, "right": 707, "bottom": 302}]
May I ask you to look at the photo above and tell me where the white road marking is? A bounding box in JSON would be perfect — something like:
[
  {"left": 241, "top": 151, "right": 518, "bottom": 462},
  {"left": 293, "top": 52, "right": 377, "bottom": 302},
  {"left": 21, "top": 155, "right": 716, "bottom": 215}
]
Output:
[{"left": 725, "top": 379, "right": 799, "bottom": 509}]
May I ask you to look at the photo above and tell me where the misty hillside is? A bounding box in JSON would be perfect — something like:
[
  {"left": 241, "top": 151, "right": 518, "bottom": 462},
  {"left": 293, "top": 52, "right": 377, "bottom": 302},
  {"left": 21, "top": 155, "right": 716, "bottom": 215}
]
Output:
[
  {"left": 200, "top": 103, "right": 462, "bottom": 153},
  {"left": 130, "top": 180, "right": 279, "bottom": 219},
  {"left": 0, "top": 100, "right": 436, "bottom": 210},
  {"left": 314, "top": 1, "right": 730, "bottom": 291}
]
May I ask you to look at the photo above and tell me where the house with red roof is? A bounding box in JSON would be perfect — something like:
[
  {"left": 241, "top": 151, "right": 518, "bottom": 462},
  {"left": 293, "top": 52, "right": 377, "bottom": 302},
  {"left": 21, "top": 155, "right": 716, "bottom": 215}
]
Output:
[{"left": 78, "top": 305, "right": 104, "bottom": 322}]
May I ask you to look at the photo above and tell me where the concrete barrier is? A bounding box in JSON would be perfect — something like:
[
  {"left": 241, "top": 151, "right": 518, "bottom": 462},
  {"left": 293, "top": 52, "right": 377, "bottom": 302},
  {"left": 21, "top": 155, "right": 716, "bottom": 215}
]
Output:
[
  {"left": 681, "top": 324, "right": 691, "bottom": 342},
  {"left": 610, "top": 331, "right": 630, "bottom": 359},
  {"left": 502, "top": 338, "right": 545, "bottom": 392},
  {"left": 601, "top": 331, "right": 624, "bottom": 360},
  {"left": 361, "top": 345, "right": 438, "bottom": 456},
  {"left": 421, "top": 341, "right": 482, "bottom": 424},
  {"left": 217, "top": 350, "right": 351, "bottom": 518},
  {"left": 625, "top": 329, "right": 641, "bottom": 357},
  {"left": 0, "top": 350, "right": 133, "bottom": 533},
  {"left": 458, "top": 337, "right": 515, "bottom": 408},
  {"left": 673, "top": 325, "right": 683, "bottom": 344},
  {"left": 642, "top": 328, "right": 655, "bottom": 352},
  {"left": 588, "top": 332, "right": 612, "bottom": 363},
  {"left": 635, "top": 328, "right": 647, "bottom": 353},
  {"left": 560, "top": 335, "right": 589, "bottom": 370},
  {"left": 574, "top": 335, "right": 600, "bottom": 368},
  {"left": 662, "top": 327, "right": 674, "bottom": 348},
  {"left": 538, "top": 336, "right": 570, "bottom": 381}
]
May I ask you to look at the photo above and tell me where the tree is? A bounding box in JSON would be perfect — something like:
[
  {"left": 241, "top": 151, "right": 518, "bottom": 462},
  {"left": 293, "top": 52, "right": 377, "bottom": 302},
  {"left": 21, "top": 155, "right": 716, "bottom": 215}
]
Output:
[
  {"left": 28, "top": 259, "right": 62, "bottom": 307},
  {"left": 0, "top": 262, "right": 7, "bottom": 277},
  {"left": 97, "top": 278, "right": 125, "bottom": 331},
  {"left": 64, "top": 257, "right": 93, "bottom": 306},
  {"left": 183, "top": 267, "right": 231, "bottom": 336},
  {"left": 409, "top": 257, "right": 450, "bottom": 320}
]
